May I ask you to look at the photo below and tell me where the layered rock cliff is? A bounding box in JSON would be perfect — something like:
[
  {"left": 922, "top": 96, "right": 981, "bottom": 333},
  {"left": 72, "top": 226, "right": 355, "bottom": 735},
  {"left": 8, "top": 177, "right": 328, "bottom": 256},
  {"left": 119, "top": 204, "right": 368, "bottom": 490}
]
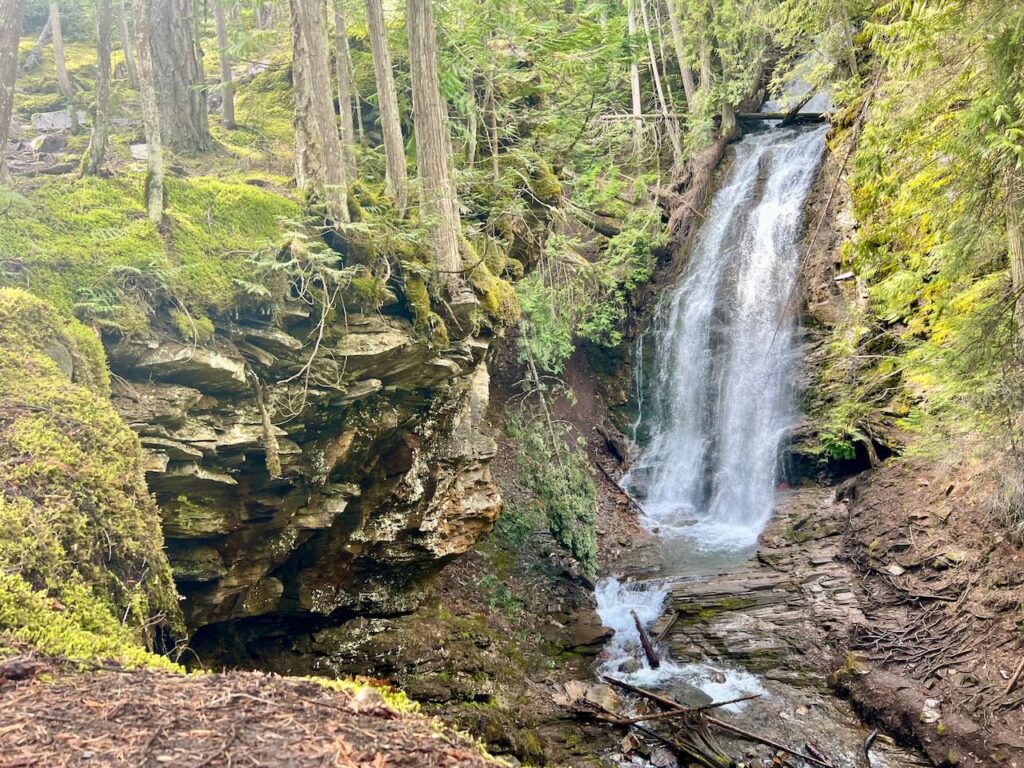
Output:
[{"left": 104, "top": 303, "right": 502, "bottom": 636}]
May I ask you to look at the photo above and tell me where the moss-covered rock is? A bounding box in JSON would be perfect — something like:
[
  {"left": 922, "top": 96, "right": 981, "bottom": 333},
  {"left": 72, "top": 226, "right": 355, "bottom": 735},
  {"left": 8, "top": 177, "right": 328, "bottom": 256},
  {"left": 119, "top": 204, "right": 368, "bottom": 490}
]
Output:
[{"left": 0, "top": 288, "right": 182, "bottom": 666}]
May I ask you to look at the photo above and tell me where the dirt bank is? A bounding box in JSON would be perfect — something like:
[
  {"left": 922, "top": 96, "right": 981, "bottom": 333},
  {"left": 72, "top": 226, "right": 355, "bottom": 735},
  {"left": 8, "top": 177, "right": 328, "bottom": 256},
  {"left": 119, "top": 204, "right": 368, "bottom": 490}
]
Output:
[
  {"left": 0, "top": 654, "right": 493, "bottom": 767},
  {"left": 834, "top": 448, "right": 1024, "bottom": 766}
]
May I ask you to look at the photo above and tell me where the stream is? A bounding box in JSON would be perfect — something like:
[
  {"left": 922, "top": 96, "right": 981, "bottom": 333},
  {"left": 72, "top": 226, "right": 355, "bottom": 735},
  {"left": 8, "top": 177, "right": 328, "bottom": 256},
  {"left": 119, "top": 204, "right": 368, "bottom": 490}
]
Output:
[{"left": 593, "top": 126, "right": 925, "bottom": 766}]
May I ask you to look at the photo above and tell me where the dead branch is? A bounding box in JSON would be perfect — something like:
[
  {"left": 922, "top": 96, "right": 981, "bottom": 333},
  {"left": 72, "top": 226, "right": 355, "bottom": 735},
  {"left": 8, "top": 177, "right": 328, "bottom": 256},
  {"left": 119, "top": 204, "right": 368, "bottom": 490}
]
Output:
[{"left": 630, "top": 610, "right": 661, "bottom": 669}]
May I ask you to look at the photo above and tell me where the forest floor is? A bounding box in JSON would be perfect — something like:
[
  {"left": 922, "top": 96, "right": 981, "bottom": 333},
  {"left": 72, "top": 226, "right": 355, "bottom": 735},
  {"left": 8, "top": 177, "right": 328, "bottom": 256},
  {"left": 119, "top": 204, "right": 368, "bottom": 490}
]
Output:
[
  {"left": 0, "top": 652, "right": 493, "bottom": 767},
  {"left": 835, "top": 443, "right": 1024, "bottom": 766}
]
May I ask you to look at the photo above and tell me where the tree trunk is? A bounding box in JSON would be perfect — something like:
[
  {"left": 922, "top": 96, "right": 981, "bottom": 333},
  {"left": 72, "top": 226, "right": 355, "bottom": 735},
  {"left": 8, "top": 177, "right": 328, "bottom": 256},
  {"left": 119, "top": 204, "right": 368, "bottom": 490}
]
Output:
[
  {"left": 117, "top": 0, "right": 139, "bottom": 89},
  {"left": 639, "top": 0, "right": 682, "bottom": 164},
  {"left": 465, "top": 76, "right": 477, "bottom": 165},
  {"left": 365, "top": 0, "right": 408, "bottom": 214},
  {"left": 406, "top": 0, "right": 465, "bottom": 298},
  {"left": 1007, "top": 169, "right": 1024, "bottom": 338},
  {"left": 80, "top": 0, "right": 112, "bottom": 176},
  {"left": 487, "top": 74, "right": 498, "bottom": 181},
  {"left": 133, "top": 0, "right": 163, "bottom": 221},
  {"left": 145, "top": 0, "right": 210, "bottom": 152},
  {"left": 213, "top": 0, "right": 235, "bottom": 128},
  {"left": 627, "top": 0, "right": 643, "bottom": 160},
  {"left": 698, "top": 28, "right": 712, "bottom": 96},
  {"left": 333, "top": 0, "right": 356, "bottom": 169},
  {"left": 720, "top": 101, "right": 737, "bottom": 139},
  {"left": 664, "top": 0, "right": 695, "bottom": 104},
  {"left": 20, "top": 16, "right": 50, "bottom": 74},
  {"left": 348, "top": 42, "right": 365, "bottom": 145},
  {"left": 291, "top": 0, "right": 349, "bottom": 225},
  {"left": 0, "top": 0, "right": 23, "bottom": 183},
  {"left": 50, "top": 3, "right": 74, "bottom": 98}
]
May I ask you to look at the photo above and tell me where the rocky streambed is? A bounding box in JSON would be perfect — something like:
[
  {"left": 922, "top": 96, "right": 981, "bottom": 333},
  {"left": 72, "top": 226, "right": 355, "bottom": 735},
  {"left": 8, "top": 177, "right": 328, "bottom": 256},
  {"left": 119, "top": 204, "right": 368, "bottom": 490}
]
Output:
[{"left": 585, "top": 487, "right": 929, "bottom": 767}]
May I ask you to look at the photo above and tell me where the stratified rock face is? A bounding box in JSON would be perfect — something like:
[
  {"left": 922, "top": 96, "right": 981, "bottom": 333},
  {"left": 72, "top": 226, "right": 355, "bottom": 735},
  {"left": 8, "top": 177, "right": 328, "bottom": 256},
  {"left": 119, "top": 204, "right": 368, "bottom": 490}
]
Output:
[{"left": 105, "top": 310, "right": 501, "bottom": 631}]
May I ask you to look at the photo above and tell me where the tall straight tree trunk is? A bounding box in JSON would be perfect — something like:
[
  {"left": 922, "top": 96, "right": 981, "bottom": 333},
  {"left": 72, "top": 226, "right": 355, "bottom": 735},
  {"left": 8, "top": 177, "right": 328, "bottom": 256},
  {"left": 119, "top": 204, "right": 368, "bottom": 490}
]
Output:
[
  {"left": 133, "top": 0, "right": 163, "bottom": 220},
  {"left": 291, "top": 0, "right": 349, "bottom": 225},
  {"left": 117, "top": 0, "right": 139, "bottom": 88},
  {"left": 80, "top": 0, "right": 112, "bottom": 176},
  {"left": 486, "top": 73, "right": 498, "bottom": 181},
  {"left": 50, "top": 3, "right": 74, "bottom": 98},
  {"left": 406, "top": 0, "right": 465, "bottom": 297},
  {"left": 639, "top": 0, "right": 682, "bottom": 163},
  {"left": 365, "top": 0, "right": 408, "bottom": 214},
  {"left": 1007, "top": 169, "right": 1024, "bottom": 337},
  {"left": 664, "top": 0, "right": 695, "bottom": 104},
  {"left": 20, "top": 16, "right": 50, "bottom": 74},
  {"left": 627, "top": 0, "right": 643, "bottom": 160},
  {"left": 213, "top": 0, "right": 236, "bottom": 128},
  {"left": 145, "top": 0, "right": 210, "bottom": 152},
  {"left": 0, "top": 0, "right": 24, "bottom": 183},
  {"left": 465, "top": 77, "right": 477, "bottom": 165},
  {"left": 333, "top": 0, "right": 356, "bottom": 170},
  {"left": 698, "top": 28, "right": 712, "bottom": 96}
]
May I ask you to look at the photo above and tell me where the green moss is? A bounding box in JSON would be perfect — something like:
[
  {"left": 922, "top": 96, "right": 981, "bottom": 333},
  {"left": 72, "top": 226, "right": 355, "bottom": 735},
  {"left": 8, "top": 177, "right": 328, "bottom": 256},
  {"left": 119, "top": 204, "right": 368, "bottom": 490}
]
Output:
[
  {"left": 528, "top": 161, "right": 563, "bottom": 204},
  {"left": 463, "top": 238, "right": 519, "bottom": 326},
  {"left": 171, "top": 309, "right": 215, "bottom": 342},
  {"left": 403, "top": 273, "right": 449, "bottom": 347},
  {"left": 214, "top": 59, "right": 295, "bottom": 167},
  {"left": 311, "top": 675, "right": 420, "bottom": 713},
  {"left": 0, "top": 289, "right": 183, "bottom": 665},
  {"left": 0, "top": 175, "right": 298, "bottom": 334},
  {"left": 347, "top": 273, "right": 389, "bottom": 312}
]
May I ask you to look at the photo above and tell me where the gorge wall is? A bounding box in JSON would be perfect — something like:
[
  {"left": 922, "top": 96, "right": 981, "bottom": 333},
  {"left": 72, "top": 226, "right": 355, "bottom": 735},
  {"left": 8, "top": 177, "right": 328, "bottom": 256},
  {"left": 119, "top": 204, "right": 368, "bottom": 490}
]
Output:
[{"left": 104, "top": 301, "right": 502, "bottom": 641}]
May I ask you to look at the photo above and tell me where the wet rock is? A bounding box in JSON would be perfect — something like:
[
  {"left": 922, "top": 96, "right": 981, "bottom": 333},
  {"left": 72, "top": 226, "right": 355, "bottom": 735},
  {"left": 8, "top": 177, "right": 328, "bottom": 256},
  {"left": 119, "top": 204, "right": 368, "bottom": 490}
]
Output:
[
  {"left": 30, "top": 133, "right": 64, "bottom": 156},
  {"left": 30, "top": 109, "right": 86, "bottom": 131},
  {"left": 664, "top": 681, "right": 714, "bottom": 708},
  {"left": 105, "top": 309, "right": 501, "bottom": 635},
  {"left": 618, "top": 659, "right": 643, "bottom": 674},
  {"left": 107, "top": 339, "right": 248, "bottom": 393},
  {"left": 567, "top": 609, "right": 614, "bottom": 652}
]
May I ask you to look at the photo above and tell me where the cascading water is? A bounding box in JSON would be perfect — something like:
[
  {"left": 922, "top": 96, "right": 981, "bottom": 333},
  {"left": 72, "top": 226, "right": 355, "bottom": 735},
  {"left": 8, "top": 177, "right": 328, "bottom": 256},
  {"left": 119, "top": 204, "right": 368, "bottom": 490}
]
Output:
[
  {"left": 625, "top": 126, "right": 826, "bottom": 551},
  {"left": 596, "top": 125, "right": 826, "bottom": 693}
]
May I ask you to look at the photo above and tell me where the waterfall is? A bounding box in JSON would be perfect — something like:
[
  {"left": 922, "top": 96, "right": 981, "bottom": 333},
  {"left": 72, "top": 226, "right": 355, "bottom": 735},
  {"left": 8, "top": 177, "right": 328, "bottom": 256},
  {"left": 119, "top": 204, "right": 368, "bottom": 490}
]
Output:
[
  {"left": 623, "top": 126, "right": 826, "bottom": 551},
  {"left": 596, "top": 125, "right": 826, "bottom": 696}
]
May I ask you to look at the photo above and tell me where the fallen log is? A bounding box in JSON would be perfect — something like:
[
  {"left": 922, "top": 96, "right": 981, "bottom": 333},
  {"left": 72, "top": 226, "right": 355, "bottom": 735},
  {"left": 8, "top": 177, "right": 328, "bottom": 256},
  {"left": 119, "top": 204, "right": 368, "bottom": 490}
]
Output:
[
  {"left": 610, "top": 694, "right": 762, "bottom": 725},
  {"left": 634, "top": 722, "right": 735, "bottom": 768},
  {"left": 603, "top": 676, "right": 835, "bottom": 768},
  {"left": 594, "top": 460, "right": 646, "bottom": 518},
  {"left": 630, "top": 610, "right": 661, "bottom": 669},
  {"left": 736, "top": 111, "right": 827, "bottom": 123},
  {"left": 655, "top": 609, "right": 680, "bottom": 641}
]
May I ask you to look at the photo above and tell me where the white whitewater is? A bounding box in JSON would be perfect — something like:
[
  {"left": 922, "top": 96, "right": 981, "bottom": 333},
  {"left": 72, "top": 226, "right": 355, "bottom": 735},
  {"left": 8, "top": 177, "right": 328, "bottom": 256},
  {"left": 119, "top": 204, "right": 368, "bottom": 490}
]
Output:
[
  {"left": 596, "top": 126, "right": 827, "bottom": 693},
  {"left": 624, "top": 126, "right": 826, "bottom": 551}
]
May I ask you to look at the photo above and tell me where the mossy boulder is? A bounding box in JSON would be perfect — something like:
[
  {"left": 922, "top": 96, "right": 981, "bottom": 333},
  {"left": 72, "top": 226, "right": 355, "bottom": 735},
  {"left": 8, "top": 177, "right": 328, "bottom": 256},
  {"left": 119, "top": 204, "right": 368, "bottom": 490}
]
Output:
[{"left": 0, "top": 288, "right": 182, "bottom": 667}]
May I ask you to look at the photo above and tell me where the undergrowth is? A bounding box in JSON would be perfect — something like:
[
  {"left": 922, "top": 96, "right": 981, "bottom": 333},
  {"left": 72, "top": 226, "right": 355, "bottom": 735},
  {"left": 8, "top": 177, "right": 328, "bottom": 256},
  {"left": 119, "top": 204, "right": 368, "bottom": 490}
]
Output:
[{"left": 505, "top": 409, "right": 597, "bottom": 576}]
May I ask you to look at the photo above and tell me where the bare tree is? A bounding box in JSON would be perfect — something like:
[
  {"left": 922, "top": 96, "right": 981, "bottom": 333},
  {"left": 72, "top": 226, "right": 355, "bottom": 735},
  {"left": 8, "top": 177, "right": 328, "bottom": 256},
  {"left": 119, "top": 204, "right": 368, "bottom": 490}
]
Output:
[
  {"left": 50, "top": 2, "right": 74, "bottom": 98},
  {"left": 664, "top": 0, "right": 696, "bottom": 104},
  {"left": 0, "top": 0, "right": 23, "bottom": 183},
  {"left": 81, "top": 0, "right": 112, "bottom": 175},
  {"left": 365, "top": 0, "right": 408, "bottom": 213},
  {"left": 145, "top": 0, "right": 210, "bottom": 152},
  {"left": 639, "top": 0, "right": 681, "bottom": 163},
  {"left": 1007, "top": 169, "right": 1024, "bottom": 336},
  {"left": 333, "top": 0, "right": 356, "bottom": 166},
  {"left": 134, "top": 0, "right": 163, "bottom": 221},
  {"left": 116, "top": 0, "right": 139, "bottom": 88},
  {"left": 627, "top": 0, "right": 643, "bottom": 159},
  {"left": 20, "top": 16, "right": 51, "bottom": 74},
  {"left": 406, "top": 0, "right": 467, "bottom": 299},
  {"left": 213, "top": 0, "right": 236, "bottom": 128},
  {"left": 291, "top": 0, "right": 349, "bottom": 225}
]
